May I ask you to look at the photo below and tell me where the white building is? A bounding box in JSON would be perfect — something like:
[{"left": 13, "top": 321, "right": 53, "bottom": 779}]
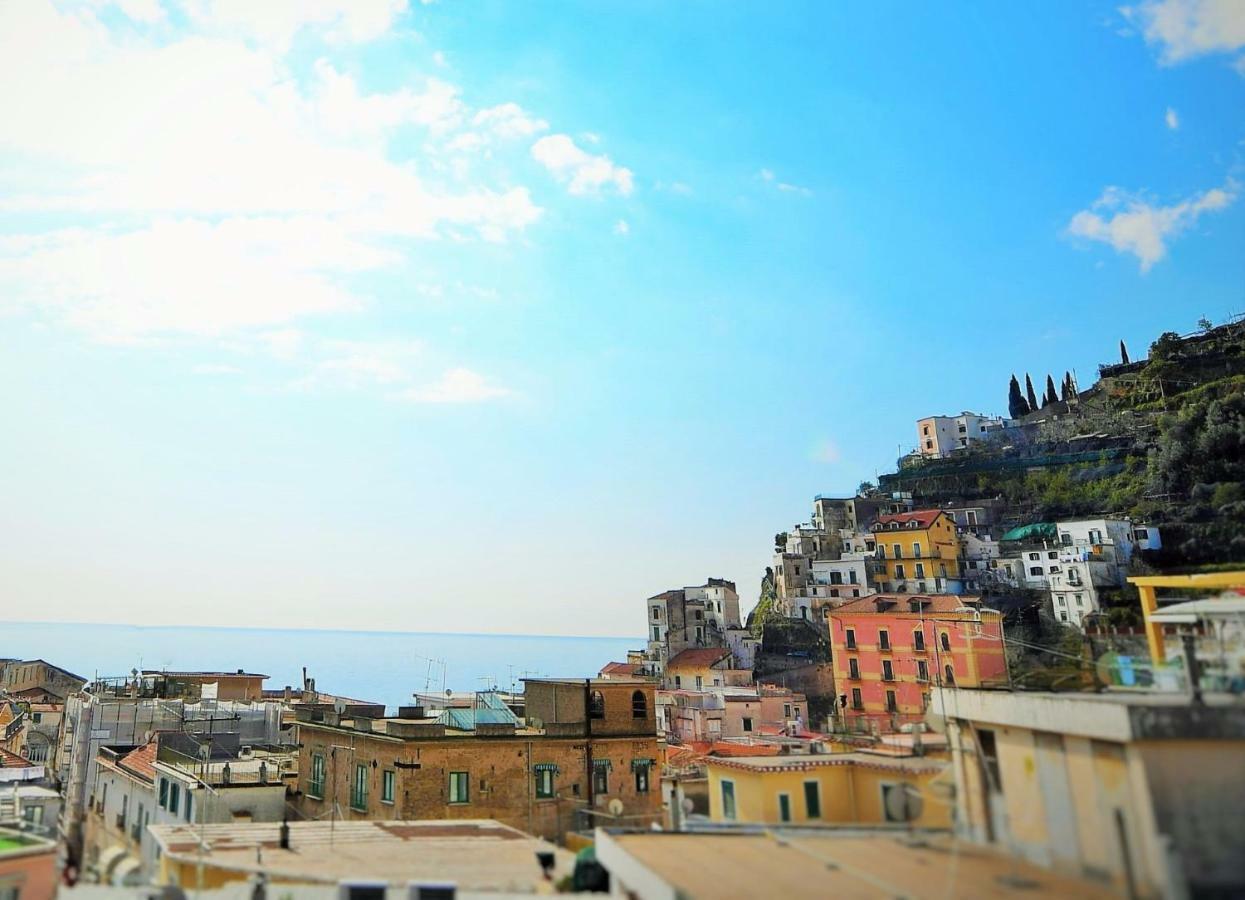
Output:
[{"left": 916, "top": 412, "right": 1012, "bottom": 458}]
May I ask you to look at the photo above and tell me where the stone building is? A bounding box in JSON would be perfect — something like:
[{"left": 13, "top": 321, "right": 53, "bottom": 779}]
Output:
[{"left": 295, "top": 678, "right": 661, "bottom": 845}]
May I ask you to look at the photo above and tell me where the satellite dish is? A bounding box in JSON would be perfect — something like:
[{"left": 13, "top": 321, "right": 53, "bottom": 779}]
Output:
[
  {"left": 680, "top": 798, "right": 694, "bottom": 815},
  {"left": 884, "top": 784, "right": 924, "bottom": 822},
  {"left": 333, "top": 700, "right": 347, "bottom": 715},
  {"left": 608, "top": 799, "right": 624, "bottom": 817},
  {"left": 445, "top": 689, "right": 454, "bottom": 698}
]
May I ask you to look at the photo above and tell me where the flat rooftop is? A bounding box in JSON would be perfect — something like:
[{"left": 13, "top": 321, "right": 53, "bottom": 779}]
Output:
[
  {"left": 597, "top": 830, "right": 1120, "bottom": 899},
  {"left": 149, "top": 819, "right": 572, "bottom": 889},
  {"left": 705, "top": 752, "right": 947, "bottom": 774}
]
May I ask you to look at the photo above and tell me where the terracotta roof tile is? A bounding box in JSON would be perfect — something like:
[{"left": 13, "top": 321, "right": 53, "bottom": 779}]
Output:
[
  {"left": 666, "top": 648, "right": 732, "bottom": 670},
  {"left": 599, "top": 662, "right": 642, "bottom": 676},
  {"left": 118, "top": 737, "right": 159, "bottom": 783},
  {"left": 828, "top": 593, "right": 990, "bottom": 616},
  {"left": 0, "top": 748, "right": 34, "bottom": 768},
  {"left": 872, "top": 510, "right": 945, "bottom": 530}
]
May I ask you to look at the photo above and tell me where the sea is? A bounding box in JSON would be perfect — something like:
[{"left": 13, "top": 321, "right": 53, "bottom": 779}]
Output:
[{"left": 0, "top": 621, "right": 641, "bottom": 711}]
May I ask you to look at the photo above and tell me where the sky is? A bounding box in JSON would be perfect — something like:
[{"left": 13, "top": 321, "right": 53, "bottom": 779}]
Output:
[{"left": 2, "top": 0, "right": 1243, "bottom": 638}]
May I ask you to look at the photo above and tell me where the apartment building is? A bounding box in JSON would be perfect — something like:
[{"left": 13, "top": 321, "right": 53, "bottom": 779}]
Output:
[
  {"left": 870, "top": 510, "right": 964, "bottom": 594},
  {"left": 644, "top": 578, "right": 742, "bottom": 676},
  {"left": 828, "top": 594, "right": 1008, "bottom": 730},
  {"left": 916, "top": 412, "right": 1011, "bottom": 458},
  {"left": 295, "top": 679, "right": 661, "bottom": 844}
]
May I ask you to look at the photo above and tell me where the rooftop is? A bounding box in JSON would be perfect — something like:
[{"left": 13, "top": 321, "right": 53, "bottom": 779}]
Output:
[
  {"left": 149, "top": 819, "right": 572, "bottom": 890},
  {"left": 595, "top": 829, "right": 1120, "bottom": 900},
  {"left": 705, "top": 751, "right": 947, "bottom": 775},
  {"left": 872, "top": 510, "right": 944, "bottom": 529},
  {"left": 829, "top": 594, "right": 990, "bottom": 616},
  {"left": 666, "top": 648, "right": 733, "bottom": 669}
]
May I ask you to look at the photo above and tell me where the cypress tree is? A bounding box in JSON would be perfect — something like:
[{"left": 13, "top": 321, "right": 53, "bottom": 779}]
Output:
[
  {"left": 1045, "top": 374, "right": 1059, "bottom": 407},
  {"left": 1120, "top": 340, "right": 1130, "bottom": 364},
  {"left": 1025, "top": 374, "right": 1039, "bottom": 413},
  {"left": 1061, "top": 371, "right": 1073, "bottom": 402},
  {"left": 1008, "top": 374, "right": 1030, "bottom": 419}
]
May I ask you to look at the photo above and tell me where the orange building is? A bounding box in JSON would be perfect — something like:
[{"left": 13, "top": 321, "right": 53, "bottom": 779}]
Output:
[{"left": 828, "top": 594, "right": 1008, "bottom": 731}]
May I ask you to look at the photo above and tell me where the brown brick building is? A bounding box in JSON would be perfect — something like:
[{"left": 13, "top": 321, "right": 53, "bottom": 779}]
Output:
[{"left": 295, "top": 678, "right": 661, "bottom": 844}]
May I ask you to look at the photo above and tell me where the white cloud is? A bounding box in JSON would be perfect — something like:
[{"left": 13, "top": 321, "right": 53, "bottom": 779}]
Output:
[
  {"left": 758, "top": 168, "right": 811, "bottom": 197},
  {"left": 192, "top": 363, "right": 243, "bottom": 375},
  {"left": 1120, "top": 0, "right": 1245, "bottom": 64},
  {"left": 531, "top": 134, "right": 633, "bottom": 196},
  {"left": 1066, "top": 182, "right": 1236, "bottom": 271},
  {"left": 397, "top": 367, "right": 512, "bottom": 404},
  {"left": 613, "top": 219, "right": 630, "bottom": 236},
  {"left": 184, "top": 0, "right": 408, "bottom": 48},
  {"left": 1165, "top": 106, "right": 1180, "bottom": 129},
  {"left": 473, "top": 103, "right": 548, "bottom": 140}
]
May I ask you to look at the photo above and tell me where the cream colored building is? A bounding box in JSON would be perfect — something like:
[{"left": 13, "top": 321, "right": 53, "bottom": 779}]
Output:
[{"left": 930, "top": 686, "right": 1245, "bottom": 898}]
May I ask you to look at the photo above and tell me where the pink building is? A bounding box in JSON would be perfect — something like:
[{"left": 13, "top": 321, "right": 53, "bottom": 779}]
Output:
[{"left": 828, "top": 594, "right": 1008, "bottom": 731}]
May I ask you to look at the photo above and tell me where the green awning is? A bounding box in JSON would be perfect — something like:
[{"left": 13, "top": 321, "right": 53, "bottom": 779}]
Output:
[
  {"left": 592, "top": 759, "right": 612, "bottom": 771},
  {"left": 533, "top": 763, "right": 559, "bottom": 773},
  {"left": 1000, "top": 523, "right": 1057, "bottom": 542}
]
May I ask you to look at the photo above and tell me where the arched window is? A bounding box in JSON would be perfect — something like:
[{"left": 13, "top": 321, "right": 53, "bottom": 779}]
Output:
[
  {"left": 632, "top": 690, "right": 647, "bottom": 719},
  {"left": 589, "top": 690, "right": 605, "bottom": 719},
  {"left": 940, "top": 632, "right": 951, "bottom": 652},
  {"left": 944, "top": 664, "right": 955, "bottom": 686}
]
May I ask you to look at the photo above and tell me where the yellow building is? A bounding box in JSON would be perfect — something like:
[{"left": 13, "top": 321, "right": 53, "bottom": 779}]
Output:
[
  {"left": 663, "top": 648, "right": 751, "bottom": 691},
  {"left": 930, "top": 686, "right": 1245, "bottom": 898},
  {"left": 705, "top": 752, "right": 951, "bottom": 828},
  {"left": 870, "top": 511, "right": 962, "bottom": 593}
]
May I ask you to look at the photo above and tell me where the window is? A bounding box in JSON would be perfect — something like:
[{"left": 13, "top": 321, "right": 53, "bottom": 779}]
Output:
[
  {"left": 882, "top": 660, "right": 894, "bottom": 681},
  {"left": 1047, "top": 551, "right": 1058, "bottom": 560},
  {"left": 892, "top": 543, "right": 902, "bottom": 559},
  {"left": 886, "top": 690, "right": 897, "bottom": 712},
  {"left": 592, "top": 762, "right": 609, "bottom": 796},
  {"left": 915, "top": 563, "right": 925, "bottom": 579},
  {"left": 159, "top": 778, "right": 168, "bottom": 809},
  {"left": 309, "top": 753, "right": 326, "bottom": 799},
  {"left": 978, "top": 729, "right": 1002, "bottom": 791},
  {"left": 894, "top": 564, "right": 905, "bottom": 579},
  {"left": 634, "top": 761, "right": 651, "bottom": 793},
  {"left": 632, "top": 690, "right": 647, "bottom": 719},
  {"left": 851, "top": 688, "right": 863, "bottom": 710},
  {"left": 382, "top": 770, "right": 395, "bottom": 805},
  {"left": 589, "top": 690, "right": 605, "bottom": 719},
  {"left": 845, "top": 628, "right": 856, "bottom": 649},
  {"left": 1059, "top": 611, "right": 1068, "bottom": 622},
  {"left": 1050, "top": 565, "right": 1061, "bottom": 574},
  {"left": 917, "top": 660, "right": 929, "bottom": 682},
  {"left": 804, "top": 781, "right": 821, "bottom": 819},
  {"left": 351, "top": 764, "right": 368, "bottom": 811},
  {"left": 778, "top": 793, "right": 792, "bottom": 823},
  {"left": 169, "top": 783, "right": 180, "bottom": 816},
  {"left": 742, "top": 717, "right": 753, "bottom": 732},
  {"left": 1028, "top": 552, "right": 1039, "bottom": 561},
  {"left": 784, "top": 704, "right": 792, "bottom": 717},
  {"left": 1075, "top": 594, "right": 1084, "bottom": 607},
  {"left": 674, "top": 675, "right": 682, "bottom": 688},
  {"left": 849, "top": 569, "right": 858, "bottom": 584},
  {"left": 695, "top": 675, "right": 703, "bottom": 690},
  {"left": 652, "top": 626, "right": 660, "bottom": 641},
  {"left": 721, "top": 781, "right": 737, "bottom": 820},
  {"left": 940, "top": 632, "right": 951, "bottom": 652},
  {"left": 878, "top": 630, "right": 890, "bottom": 650},
  {"left": 877, "top": 545, "right": 885, "bottom": 559},
  {"left": 1060, "top": 532, "right": 1073, "bottom": 546},
  {"left": 448, "top": 771, "right": 469, "bottom": 804},
  {"left": 1029, "top": 566, "right": 1043, "bottom": 576},
  {"left": 848, "top": 658, "right": 859, "bottom": 679},
  {"left": 1057, "top": 595, "right": 1065, "bottom": 605},
  {"left": 652, "top": 606, "right": 660, "bottom": 620},
  {"left": 912, "top": 543, "right": 922, "bottom": 558},
  {"left": 944, "top": 664, "right": 955, "bottom": 686},
  {"left": 184, "top": 792, "right": 192, "bottom": 822},
  {"left": 536, "top": 767, "right": 556, "bottom": 799},
  {"left": 913, "top": 630, "right": 925, "bottom": 651}
]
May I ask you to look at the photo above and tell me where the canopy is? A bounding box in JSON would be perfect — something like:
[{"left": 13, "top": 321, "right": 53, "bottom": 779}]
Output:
[{"left": 1000, "top": 523, "right": 1057, "bottom": 542}]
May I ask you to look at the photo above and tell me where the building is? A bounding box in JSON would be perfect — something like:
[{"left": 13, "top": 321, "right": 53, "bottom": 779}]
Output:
[
  {"left": 149, "top": 819, "right": 573, "bottom": 893},
  {"left": 0, "top": 660, "right": 86, "bottom": 703},
  {"left": 594, "top": 828, "right": 1119, "bottom": 900},
  {"left": 644, "top": 578, "right": 741, "bottom": 677},
  {"left": 0, "top": 785, "right": 60, "bottom": 839},
  {"left": 870, "top": 510, "right": 964, "bottom": 594},
  {"left": 0, "top": 828, "right": 57, "bottom": 900},
  {"left": 828, "top": 594, "right": 1008, "bottom": 730},
  {"left": 930, "top": 686, "right": 1245, "bottom": 898},
  {"left": 138, "top": 669, "right": 268, "bottom": 701},
  {"left": 295, "top": 679, "right": 661, "bottom": 845},
  {"left": 663, "top": 648, "right": 750, "bottom": 691},
  {"left": 13, "top": 704, "right": 61, "bottom": 768},
  {"left": 916, "top": 412, "right": 1011, "bottom": 458},
  {"left": 83, "top": 731, "right": 295, "bottom": 885},
  {"left": 657, "top": 684, "right": 808, "bottom": 743},
  {"left": 706, "top": 751, "right": 951, "bottom": 828}
]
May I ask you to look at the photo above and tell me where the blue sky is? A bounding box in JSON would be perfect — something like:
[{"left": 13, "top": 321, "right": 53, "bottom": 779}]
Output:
[{"left": 2, "top": 0, "right": 1243, "bottom": 636}]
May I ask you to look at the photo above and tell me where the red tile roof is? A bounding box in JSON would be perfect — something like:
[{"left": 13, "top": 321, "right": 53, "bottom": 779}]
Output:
[
  {"left": 599, "top": 662, "right": 642, "bottom": 676},
  {"left": 666, "top": 648, "right": 733, "bottom": 670},
  {"left": 118, "top": 737, "right": 159, "bottom": 783},
  {"left": 0, "top": 749, "right": 33, "bottom": 768},
  {"left": 828, "top": 593, "right": 988, "bottom": 616},
  {"left": 872, "top": 510, "right": 949, "bottom": 530}
]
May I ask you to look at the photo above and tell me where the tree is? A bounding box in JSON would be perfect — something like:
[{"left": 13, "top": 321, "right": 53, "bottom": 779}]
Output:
[
  {"left": 1198, "top": 317, "right": 1213, "bottom": 333},
  {"left": 1025, "top": 374, "right": 1039, "bottom": 413},
  {"left": 1120, "top": 340, "right": 1130, "bottom": 364},
  {"left": 1060, "top": 371, "right": 1073, "bottom": 402},
  {"left": 856, "top": 480, "right": 875, "bottom": 496},
  {"left": 1008, "top": 375, "right": 1030, "bottom": 419},
  {"left": 1045, "top": 374, "right": 1059, "bottom": 407}
]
